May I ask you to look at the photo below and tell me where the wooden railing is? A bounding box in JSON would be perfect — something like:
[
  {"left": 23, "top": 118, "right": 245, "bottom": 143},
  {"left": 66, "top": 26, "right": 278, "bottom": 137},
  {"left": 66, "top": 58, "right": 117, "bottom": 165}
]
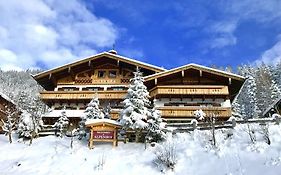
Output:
[
  {"left": 150, "top": 85, "right": 229, "bottom": 97},
  {"left": 40, "top": 90, "right": 127, "bottom": 100},
  {"left": 158, "top": 106, "right": 231, "bottom": 118}
]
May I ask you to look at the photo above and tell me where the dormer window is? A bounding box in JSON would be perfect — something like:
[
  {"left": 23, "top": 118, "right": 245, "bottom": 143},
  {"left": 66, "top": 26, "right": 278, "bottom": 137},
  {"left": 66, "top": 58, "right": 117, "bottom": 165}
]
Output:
[
  {"left": 98, "top": 71, "right": 106, "bottom": 78},
  {"left": 109, "top": 70, "right": 117, "bottom": 78}
]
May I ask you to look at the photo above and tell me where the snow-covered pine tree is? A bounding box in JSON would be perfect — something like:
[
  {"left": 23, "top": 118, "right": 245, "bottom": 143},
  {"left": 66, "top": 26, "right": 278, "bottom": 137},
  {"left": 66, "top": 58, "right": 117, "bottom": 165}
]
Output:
[
  {"left": 17, "top": 110, "right": 43, "bottom": 145},
  {"left": 84, "top": 96, "right": 103, "bottom": 120},
  {"left": 146, "top": 100, "right": 166, "bottom": 142},
  {"left": 245, "top": 74, "right": 260, "bottom": 118},
  {"left": 54, "top": 108, "right": 69, "bottom": 137},
  {"left": 120, "top": 68, "right": 150, "bottom": 142},
  {"left": 238, "top": 65, "right": 260, "bottom": 119},
  {"left": 78, "top": 96, "right": 103, "bottom": 139},
  {"left": 270, "top": 79, "right": 281, "bottom": 101}
]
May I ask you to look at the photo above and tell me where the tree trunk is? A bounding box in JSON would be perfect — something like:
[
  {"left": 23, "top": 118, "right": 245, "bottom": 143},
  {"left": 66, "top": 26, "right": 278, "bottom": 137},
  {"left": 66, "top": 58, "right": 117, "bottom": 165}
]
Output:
[
  {"left": 135, "top": 131, "right": 139, "bottom": 143},
  {"left": 8, "top": 129, "right": 12, "bottom": 144},
  {"left": 29, "top": 133, "right": 34, "bottom": 146}
]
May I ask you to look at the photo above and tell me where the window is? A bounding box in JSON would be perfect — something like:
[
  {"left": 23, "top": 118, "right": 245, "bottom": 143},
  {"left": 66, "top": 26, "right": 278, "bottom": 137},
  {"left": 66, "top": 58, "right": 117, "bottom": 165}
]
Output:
[
  {"left": 112, "top": 87, "right": 124, "bottom": 91},
  {"left": 98, "top": 71, "right": 106, "bottom": 78},
  {"left": 109, "top": 70, "right": 117, "bottom": 78}
]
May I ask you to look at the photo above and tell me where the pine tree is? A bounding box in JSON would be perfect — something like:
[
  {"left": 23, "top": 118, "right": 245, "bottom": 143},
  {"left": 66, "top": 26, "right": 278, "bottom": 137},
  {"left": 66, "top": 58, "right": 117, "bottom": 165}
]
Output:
[
  {"left": 270, "top": 79, "right": 281, "bottom": 101},
  {"left": 84, "top": 97, "right": 102, "bottom": 120},
  {"left": 78, "top": 96, "right": 103, "bottom": 139},
  {"left": 238, "top": 66, "right": 260, "bottom": 119},
  {"left": 245, "top": 74, "right": 260, "bottom": 118},
  {"left": 120, "top": 69, "right": 150, "bottom": 142},
  {"left": 54, "top": 109, "right": 69, "bottom": 137},
  {"left": 146, "top": 100, "right": 166, "bottom": 142}
]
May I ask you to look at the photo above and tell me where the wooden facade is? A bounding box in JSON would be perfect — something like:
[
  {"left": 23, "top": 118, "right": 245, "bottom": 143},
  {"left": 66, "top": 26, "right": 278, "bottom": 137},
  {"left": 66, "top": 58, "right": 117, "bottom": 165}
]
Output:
[{"left": 33, "top": 50, "right": 245, "bottom": 126}]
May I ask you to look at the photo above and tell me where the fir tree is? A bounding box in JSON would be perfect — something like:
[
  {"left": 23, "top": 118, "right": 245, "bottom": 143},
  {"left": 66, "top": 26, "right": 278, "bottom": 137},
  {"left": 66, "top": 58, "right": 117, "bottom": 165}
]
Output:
[
  {"left": 54, "top": 109, "right": 69, "bottom": 137},
  {"left": 146, "top": 100, "right": 166, "bottom": 142},
  {"left": 84, "top": 97, "right": 102, "bottom": 120},
  {"left": 120, "top": 69, "right": 150, "bottom": 142},
  {"left": 78, "top": 96, "right": 103, "bottom": 139}
]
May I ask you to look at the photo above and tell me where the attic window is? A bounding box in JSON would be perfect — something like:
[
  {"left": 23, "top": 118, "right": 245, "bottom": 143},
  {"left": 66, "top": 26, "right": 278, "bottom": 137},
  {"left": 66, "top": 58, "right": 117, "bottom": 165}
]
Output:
[
  {"left": 98, "top": 71, "right": 106, "bottom": 78},
  {"left": 109, "top": 71, "right": 117, "bottom": 78}
]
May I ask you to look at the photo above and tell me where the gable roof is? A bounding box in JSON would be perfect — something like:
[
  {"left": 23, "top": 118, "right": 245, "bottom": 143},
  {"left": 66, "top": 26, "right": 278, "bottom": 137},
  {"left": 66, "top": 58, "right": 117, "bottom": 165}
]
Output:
[
  {"left": 85, "top": 119, "right": 121, "bottom": 127},
  {"left": 0, "top": 91, "right": 16, "bottom": 106},
  {"left": 33, "top": 51, "right": 166, "bottom": 79},
  {"left": 263, "top": 96, "right": 281, "bottom": 116},
  {"left": 144, "top": 63, "right": 245, "bottom": 81}
]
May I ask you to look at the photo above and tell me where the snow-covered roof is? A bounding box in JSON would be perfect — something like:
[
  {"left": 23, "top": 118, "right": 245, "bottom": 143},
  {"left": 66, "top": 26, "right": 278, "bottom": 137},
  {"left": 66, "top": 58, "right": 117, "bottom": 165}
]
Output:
[
  {"left": 145, "top": 63, "right": 245, "bottom": 81},
  {"left": 85, "top": 118, "right": 121, "bottom": 126},
  {"left": 0, "top": 91, "right": 16, "bottom": 105},
  {"left": 33, "top": 51, "right": 166, "bottom": 79},
  {"left": 263, "top": 96, "right": 281, "bottom": 116},
  {"left": 42, "top": 110, "right": 85, "bottom": 118}
]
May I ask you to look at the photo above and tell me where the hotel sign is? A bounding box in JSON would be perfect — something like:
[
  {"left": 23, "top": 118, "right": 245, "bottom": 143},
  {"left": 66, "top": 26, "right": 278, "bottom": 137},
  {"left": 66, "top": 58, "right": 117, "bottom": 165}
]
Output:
[{"left": 93, "top": 131, "right": 114, "bottom": 139}]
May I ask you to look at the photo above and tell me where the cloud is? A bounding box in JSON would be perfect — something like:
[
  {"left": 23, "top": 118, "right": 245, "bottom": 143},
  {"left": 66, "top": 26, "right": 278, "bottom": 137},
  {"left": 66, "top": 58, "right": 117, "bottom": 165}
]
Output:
[
  {"left": 257, "top": 38, "right": 281, "bottom": 64},
  {"left": 208, "top": 21, "right": 238, "bottom": 49},
  {"left": 226, "top": 0, "right": 281, "bottom": 23},
  {"left": 0, "top": 0, "right": 118, "bottom": 71}
]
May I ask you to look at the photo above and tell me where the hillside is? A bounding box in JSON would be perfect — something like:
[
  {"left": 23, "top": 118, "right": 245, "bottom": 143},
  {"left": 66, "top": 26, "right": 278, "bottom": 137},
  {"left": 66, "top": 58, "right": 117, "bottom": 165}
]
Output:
[{"left": 1, "top": 123, "right": 281, "bottom": 175}]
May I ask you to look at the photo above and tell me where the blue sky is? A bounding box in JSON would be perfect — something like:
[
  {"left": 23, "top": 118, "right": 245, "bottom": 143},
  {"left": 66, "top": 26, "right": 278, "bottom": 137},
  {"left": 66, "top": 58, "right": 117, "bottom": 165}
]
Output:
[{"left": 0, "top": 0, "right": 281, "bottom": 71}]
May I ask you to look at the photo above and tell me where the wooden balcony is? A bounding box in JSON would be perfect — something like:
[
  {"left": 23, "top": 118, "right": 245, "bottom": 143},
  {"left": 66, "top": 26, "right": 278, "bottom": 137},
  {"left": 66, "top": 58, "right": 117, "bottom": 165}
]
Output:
[
  {"left": 40, "top": 90, "right": 127, "bottom": 101},
  {"left": 150, "top": 85, "right": 229, "bottom": 97},
  {"left": 158, "top": 106, "right": 231, "bottom": 118}
]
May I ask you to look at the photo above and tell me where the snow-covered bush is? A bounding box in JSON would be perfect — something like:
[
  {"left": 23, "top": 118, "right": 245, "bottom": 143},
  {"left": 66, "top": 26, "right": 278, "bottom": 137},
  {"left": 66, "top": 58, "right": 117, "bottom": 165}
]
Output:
[
  {"left": 154, "top": 140, "right": 177, "bottom": 172},
  {"left": 53, "top": 109, "right": 69, "bottom": 137},
  {"left": 194, "top": 109, "right": 206, "bottom": 121},
  {"left": 17, "top": 110, "right": 43, "bottom": 144}
]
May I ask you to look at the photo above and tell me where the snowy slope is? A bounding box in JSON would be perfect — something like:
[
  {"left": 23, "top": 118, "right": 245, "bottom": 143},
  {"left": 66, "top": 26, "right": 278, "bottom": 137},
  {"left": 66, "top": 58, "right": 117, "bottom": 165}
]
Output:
[{"left": 1, "top": 123, "right": 281, "bottom": 175}]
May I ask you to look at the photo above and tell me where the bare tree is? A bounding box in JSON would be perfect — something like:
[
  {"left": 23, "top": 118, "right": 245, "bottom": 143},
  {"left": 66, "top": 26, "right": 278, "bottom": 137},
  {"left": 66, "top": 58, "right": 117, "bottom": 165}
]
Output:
[
  {"left": 259, "top": 123, "right": 271, "bottom": 145},
  {"left": 1, "top": 106, "right": 18, "bottom": 143},
  {"left": 245, "top": 121, "right": 256, "bottom": 144}
]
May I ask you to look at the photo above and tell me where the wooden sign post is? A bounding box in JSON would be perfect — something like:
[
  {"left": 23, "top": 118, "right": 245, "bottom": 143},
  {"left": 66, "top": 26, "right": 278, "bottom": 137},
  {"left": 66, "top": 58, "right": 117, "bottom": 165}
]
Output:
[{"left": 85, "top": 119, "right": 121, "bottom": 149}]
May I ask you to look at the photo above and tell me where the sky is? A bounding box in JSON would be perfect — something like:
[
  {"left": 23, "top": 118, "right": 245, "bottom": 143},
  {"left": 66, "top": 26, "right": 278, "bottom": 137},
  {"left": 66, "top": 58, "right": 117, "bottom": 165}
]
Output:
[{"left": 0, "top": 0, "right": 281, "bottom": 71}]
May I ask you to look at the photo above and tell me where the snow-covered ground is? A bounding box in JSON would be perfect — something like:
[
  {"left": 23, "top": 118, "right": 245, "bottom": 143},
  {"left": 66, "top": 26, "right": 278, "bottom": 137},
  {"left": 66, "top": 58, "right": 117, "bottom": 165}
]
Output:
[{"left": 1, "top": 123, "right": 281, "bottom": 175}]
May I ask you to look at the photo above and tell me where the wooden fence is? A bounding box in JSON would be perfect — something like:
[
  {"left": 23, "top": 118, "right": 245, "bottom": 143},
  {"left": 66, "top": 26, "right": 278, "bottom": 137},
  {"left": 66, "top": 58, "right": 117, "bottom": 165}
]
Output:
[{"left": 167, "top": 117, "right": 281, "bottom": 133}]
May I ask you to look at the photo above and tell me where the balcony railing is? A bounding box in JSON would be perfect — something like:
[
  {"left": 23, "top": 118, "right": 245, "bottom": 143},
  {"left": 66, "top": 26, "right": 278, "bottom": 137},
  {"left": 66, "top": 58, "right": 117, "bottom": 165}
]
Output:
[
  {"left": 158, "top": 106, "right": 231, "bottom": 118},
  {"left": 40, "top": 90, "right": 127, "bottom": 100},
  {"left": 150, "top": 85, "right": 229, "bottom": 97}
]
